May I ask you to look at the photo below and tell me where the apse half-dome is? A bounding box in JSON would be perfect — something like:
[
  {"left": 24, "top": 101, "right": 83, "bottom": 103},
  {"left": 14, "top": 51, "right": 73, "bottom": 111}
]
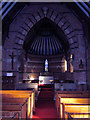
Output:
[
  {"left": 23, "top": 18, "right": 69, "bottom": 55},
  {"left": 28, "top": 32, "right": 64, "bottom": 55}
]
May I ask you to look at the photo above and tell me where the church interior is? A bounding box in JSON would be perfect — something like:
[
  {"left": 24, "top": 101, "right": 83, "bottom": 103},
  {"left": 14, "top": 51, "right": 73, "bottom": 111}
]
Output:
[{"left": 1, "top": 1, "right": 90, "bottom": 119}]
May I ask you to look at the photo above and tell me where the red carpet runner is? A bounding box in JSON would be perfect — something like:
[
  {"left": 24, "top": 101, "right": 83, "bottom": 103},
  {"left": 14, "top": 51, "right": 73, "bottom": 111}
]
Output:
[{"left": 32, "top": 88, "right": 58, "bottom": 119}]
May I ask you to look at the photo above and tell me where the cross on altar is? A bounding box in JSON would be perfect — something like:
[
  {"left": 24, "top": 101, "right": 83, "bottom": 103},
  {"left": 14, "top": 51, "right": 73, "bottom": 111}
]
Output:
[{"left": 9, "top": 52, "right": 16, "bottom": 70}]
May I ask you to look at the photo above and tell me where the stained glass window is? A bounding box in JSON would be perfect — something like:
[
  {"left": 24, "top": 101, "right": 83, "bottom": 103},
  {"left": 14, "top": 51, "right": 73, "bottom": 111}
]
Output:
[{"left": 45, "top": 59, "right": 48, "bottom": 71}]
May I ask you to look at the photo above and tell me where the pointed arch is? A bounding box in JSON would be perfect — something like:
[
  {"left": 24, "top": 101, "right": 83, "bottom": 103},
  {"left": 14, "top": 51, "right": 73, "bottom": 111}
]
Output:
[{"left": 15, "top": 7, "right": 80, "bottom": 51}]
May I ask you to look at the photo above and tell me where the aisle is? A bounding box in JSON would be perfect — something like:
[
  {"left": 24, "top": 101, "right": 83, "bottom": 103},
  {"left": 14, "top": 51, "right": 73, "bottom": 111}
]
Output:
[{"left": 32, "top": 88, "right": 58, "bottom": 119}]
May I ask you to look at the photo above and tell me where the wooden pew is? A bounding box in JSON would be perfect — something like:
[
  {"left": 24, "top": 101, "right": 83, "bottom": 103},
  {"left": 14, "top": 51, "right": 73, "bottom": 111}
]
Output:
[
  {"left": 0, "top": 98, "right": 27, "bottom": 119},
  {"left": 55, "top": 90, "right": 89, "bottom": 98},
  {"left": 1, "top": 90, "right": 35, "bottom": 114},
  {"left": 0, "top": 90, "right": 35, "bottom": 119},
  {"left": 63, "top": 103, "right": 90, "bottom": 118},
  {"left": 2, "top": 103, "right": 27, "bottom": 119},
  {"left": 2, "top": 90, "right": 35, "bottom": 110},
  {"left": 55, "top": 90, "right": 89, "bottom": 94},
  {"left": 56, "top": 93, "right": 89, "bottom": 113},
  {"left": 1, "top": 96, "right": 29, "bottom": 119},
  {"left": 54, "top": 90, "right": 90, "bottom": 101},
  {"left": 56, "top": 93, "right": 90, "bottom": 119},
  {"left": 0, "top": 110, "right": 20, "bottom": 119}
]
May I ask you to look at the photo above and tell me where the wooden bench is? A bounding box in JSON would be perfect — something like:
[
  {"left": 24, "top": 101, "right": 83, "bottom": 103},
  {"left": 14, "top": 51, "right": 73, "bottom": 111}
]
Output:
[
  {"left": 2, "top": 96, "right": 32, "bottom": 118},
  {"left": 56, "top": 93, "right": 90, "bottom": 119},
  {"left": 55, "top": 90, "right": 89, "bottom": 94},
  {"left": 54, "top": 90, "right": 89, "bottom": 101},
  {"left": 0, "top": 90, "right": 35, "bottom": 119},
  {"left": 0, "top": 97, "right": 28, "bottom": 119},
  {"left": 56, "top": 93, "right": 89, "bottom": 113},
  {"left": 1, "top": 90, "right": 35, "bottom": 113},
  {"left": 63, "top": 103, "right": 90, "bottom": 118},
  {"left": 0, "top": 110, "right": 20, "bottom": 119},
  {"left": 1, "top": 102, "right": 27, "bottom": 119}
]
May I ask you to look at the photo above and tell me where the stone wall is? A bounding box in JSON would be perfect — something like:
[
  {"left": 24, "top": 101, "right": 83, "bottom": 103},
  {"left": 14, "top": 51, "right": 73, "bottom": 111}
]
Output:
[
  {"left": 22, "top": 54, "right": 70, "bottom": 82},
  {"left": 87, "top": 44, "right": 90, "bottom": 90}
]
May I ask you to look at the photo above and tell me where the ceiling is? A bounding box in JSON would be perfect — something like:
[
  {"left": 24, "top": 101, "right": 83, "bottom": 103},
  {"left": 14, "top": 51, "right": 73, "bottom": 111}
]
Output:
[{"left": 0, "top": 1, "right": 89, "bottom": 21}]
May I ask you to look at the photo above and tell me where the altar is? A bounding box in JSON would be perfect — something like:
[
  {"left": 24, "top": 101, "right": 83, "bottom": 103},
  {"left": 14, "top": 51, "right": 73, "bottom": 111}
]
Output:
[{"left": 39, "top": 72, "right": 54, "bottom": 85}]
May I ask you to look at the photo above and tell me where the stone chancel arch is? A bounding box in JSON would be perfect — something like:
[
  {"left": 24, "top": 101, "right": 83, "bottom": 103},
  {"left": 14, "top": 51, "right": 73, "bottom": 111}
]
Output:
[
  {"left": 15, "top": 5, "right": 83, "bottom": 58},
  {"left": 3, "top": 3, "right": 87, "bottom": 91},
  {"left": 16, "top": 7, "right": 77, "bottom": 48}
]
